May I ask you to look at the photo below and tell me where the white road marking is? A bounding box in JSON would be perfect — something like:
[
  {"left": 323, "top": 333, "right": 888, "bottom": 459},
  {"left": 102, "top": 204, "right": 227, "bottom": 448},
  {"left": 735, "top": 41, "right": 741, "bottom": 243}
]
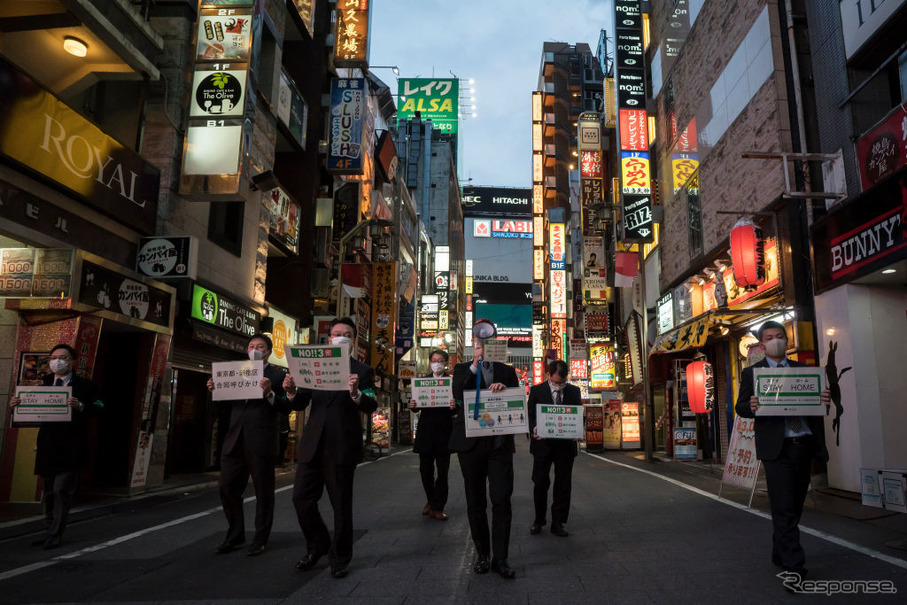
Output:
[{"left": 584, "top": 452, "right": 907, "bottom": 571}]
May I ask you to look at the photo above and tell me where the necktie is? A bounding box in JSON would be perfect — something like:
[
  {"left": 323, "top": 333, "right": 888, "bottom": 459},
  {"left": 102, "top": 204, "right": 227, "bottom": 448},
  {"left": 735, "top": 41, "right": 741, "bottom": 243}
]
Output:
[
  {"left": 555, "top": 389, "right": 562, "bottom": 406},
  {"left": 54, "top": 378, "right": 64, "bottom": 386},
  {"left": 786, "top": 416, "right": 803, "bottom": 433}
]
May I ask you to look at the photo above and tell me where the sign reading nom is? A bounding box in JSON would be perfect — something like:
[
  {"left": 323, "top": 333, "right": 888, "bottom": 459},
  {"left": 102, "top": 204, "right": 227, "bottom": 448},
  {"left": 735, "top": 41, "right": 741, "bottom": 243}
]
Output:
[
  {"left": 191, "top": 283, "right": 259, "bottom": 337},
  {"left": 397, "top": 78, "right": 459, "bottom": 133}
]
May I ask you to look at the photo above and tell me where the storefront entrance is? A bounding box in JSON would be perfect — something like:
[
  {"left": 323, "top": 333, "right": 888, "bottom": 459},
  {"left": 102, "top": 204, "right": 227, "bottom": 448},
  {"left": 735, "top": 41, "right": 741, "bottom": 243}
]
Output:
[{"left": 166, "top": 368, "right": 219, "bottom": 474}]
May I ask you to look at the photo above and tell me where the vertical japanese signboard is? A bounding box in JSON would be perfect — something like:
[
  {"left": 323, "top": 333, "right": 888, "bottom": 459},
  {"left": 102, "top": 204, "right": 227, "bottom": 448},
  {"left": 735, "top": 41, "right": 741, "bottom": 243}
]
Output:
[
  {"left": 333, "top": 0, "right": 370, "bottom": 68},
  {"left": 590, "top": 344, "right": 616, "bottom": 389},
  {"left": 578, "top": 112, "right": 603, "bottom": 237},
  {"left": 180, "top": 2, "right": 254, "bottom": 195},
  {"left": 328, "top": 78, "right": 367, "bottom": 174},
  {"left": 371, "top": 262, "right": 397, "bottom": 379},
  {"left": 614, "top": 0, "right": 654, "bottom": 243},
  {"left": 549, "top": 223, "right": 566, "bottom": 319},
  {"left": 397, "top": 78, "right": 459, "bottom": 133}
]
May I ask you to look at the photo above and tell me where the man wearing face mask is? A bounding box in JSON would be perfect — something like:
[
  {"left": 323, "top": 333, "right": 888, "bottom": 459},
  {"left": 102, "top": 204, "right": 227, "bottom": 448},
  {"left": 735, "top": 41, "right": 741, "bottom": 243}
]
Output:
[
  {"left": 527, "top": 360, "right": 580, "bottom": 538},
  {"left": 409, "top": 349, "right": 456, "bottom": 520},
  {"left": 449, "top": 322, "right": 521, "bottom": 580},
  {"left": 8, "top": 344, "right": 101, "bottom": 549},
  {"left": 284, "top": 317, "right": 377, "bottom": 579},
  {"left": 206, "top": 334, "right": 287, "bottom": 557},
  {"left": 735, "top": 321, "right": 831, "bottom": 578}
]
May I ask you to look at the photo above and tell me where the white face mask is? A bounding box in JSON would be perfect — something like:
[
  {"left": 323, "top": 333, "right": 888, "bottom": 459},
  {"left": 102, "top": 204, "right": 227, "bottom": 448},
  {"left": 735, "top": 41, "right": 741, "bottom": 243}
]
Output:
[
  {"left": 431, "top": 362, "right": 445, "bottom": 374},
  {"left": 331, "top": 336, "right": 352, "bottom": 347},
  {"left": 248, "top": 349, "right": 266, "bottom": 361},
  {"left": 550, "top": 380, "right": 565, "bottom": 391},
  {"left": 49, "top": 359, "right": 70, "bottom": 374},
  {"left": 764, "top": 338, "right": 787, "bottom": 358}
]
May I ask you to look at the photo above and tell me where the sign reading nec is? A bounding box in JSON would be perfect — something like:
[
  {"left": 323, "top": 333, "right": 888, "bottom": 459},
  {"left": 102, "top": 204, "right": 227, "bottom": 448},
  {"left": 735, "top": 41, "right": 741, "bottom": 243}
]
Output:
[{"left": 492, "top": 220, "right": 532, "bottom": 237}]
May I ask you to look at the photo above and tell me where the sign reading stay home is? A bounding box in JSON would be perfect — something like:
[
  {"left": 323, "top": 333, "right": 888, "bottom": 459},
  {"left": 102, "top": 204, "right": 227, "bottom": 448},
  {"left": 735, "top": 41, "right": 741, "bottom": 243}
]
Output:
[
  {"left": 397, "top": 78, "right": 459, "bottom": 133},
  {"left": 753, "top": 367, "right": 825, "bottom": 416},
  {"left": 283, "top": 344, "right": 351, "bottom": 391}
]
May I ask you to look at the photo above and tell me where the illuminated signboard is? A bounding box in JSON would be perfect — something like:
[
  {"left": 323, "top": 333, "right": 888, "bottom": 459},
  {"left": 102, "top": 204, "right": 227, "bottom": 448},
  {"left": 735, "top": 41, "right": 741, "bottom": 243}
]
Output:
[
  {"left": 533, "top": 359, "right": 544, "bottom": 384},
  {"left": 473, "top": 219, "right": 491, "bottom": 237},
  {"left": 570, "top": 358, "right": 589, "bottom": 380},
  {"left": 491, "top": 220, "right": 532, "bottom": 239},
  {"left": 533, "top": 123, "right": 543, "bottom": 152},
  {"left": 533, "top": 249, "right": 545, "bottom": 281},
  {"left": 327, "top": 78, "right": 366, "bottom": 174},
  {"left": 532, "top": 91, "right": 543, "bottom": 122},
  {"left": 620, "top": 151, "right": 651, "bottom": 194},
  {"left": 672, "top": 153, "right": 699, "bottom": 193},
  {"left": 578, "top": 112, "right": 601, "bottom": 150},
  {"left": 533, "top": 153, "right": 544, "bottom": 183},
  {"left": 333, "top": 0, "right": 370, "bottom": 68},
  {"left": 551, "top": 318, "right": 566, "bottom": 362},
  {"left": 533, "top": 184, "right": 544, "bottom": 214},
  {"left": 619, "top": 109, "right": 648, "bottom": 151},
  {"left": 590, "top": 344, "right": 616, "bottom": 389},
  {"left": 533, "top": 217, "right": 545, "bottom": 246},
  {"left": 397, "top": 78, "right": 459, "bottom": 133},
  {"left": 550, "top": 269, "right": 567, "bottom": 318},
  {"left": 580, "top": 149, "right": 603, "bottom": 179},
  {"left": 549, "top": 223, "right": 565, "bottom": 262}
]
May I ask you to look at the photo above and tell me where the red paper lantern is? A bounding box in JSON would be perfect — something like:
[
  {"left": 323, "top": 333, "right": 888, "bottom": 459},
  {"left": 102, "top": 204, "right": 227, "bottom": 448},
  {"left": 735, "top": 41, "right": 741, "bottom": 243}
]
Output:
[
  {"left": 687, "top": 360, "right": 715, "bottom": 414},
  {"left": 729, "top": 217, "right": 765, "bottom": 287}
]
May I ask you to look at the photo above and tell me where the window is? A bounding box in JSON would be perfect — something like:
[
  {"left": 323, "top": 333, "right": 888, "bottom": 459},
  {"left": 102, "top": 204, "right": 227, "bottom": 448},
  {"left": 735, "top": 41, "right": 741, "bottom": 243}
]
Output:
[
  {"left": 208, "top": 201, "right": 244, "bottom": 257},
  {"left": 686, "top": 174, "right": 702, "bottom": 259},
  {"left": 900, "top": 49, "right": 907, "bottom": 102}
]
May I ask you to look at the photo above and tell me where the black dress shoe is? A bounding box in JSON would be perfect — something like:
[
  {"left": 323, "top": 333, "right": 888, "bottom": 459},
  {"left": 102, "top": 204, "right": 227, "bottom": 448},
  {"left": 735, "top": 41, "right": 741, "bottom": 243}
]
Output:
[
  {"left": 473, "top": 555, "right": 490, "bottom": 574},
  {"left": 30, "top": 537, "right": 48, "bottom": 547},
  {"left": 295, "top": 552, "right": 325, "bottom": 570},
  {"left": 331, "top": 565, "right": 349, "bottom": 579},
  {"left": 43, "top": 535, "right": 61, "bottom": 550},
  {"left": 214, "top": 540, "right": 244, "bottom": 554},
  {"left": 246, "top": 543, "right": 266, "bottom": 556},
  {"left": 551, "top": 524, "right": 569, "bottom": 537},
  {"left": 491, "top": 558, "right": 515, "bottom": 579},
  {"left": 529, "top": 524, "right": 542, "bottom": 535}
]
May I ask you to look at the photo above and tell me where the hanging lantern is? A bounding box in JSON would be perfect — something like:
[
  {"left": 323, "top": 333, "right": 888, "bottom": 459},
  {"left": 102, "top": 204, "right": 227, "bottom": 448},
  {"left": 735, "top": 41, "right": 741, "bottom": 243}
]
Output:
[
  {"left": 686, "top": 360, "right": 715, "bottom": 414},
  {"left": 729, "top": 217, "right": 765, "bottom": 287}
]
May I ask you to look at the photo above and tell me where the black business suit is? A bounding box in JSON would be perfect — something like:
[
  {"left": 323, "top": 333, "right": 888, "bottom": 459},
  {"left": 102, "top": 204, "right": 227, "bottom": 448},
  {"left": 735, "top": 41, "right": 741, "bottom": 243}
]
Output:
[
  {"left": 527, "top": 381, "right": 580, "bottom": 528},
  {"left": 290, "top": 358, "right": 378, "bottom": 568},
  {"left": 449, "top": 360, "right": 520, "bottom": 561},
  {"left": 735, "top": 358, "right": 827, "bottom": 571},
  {"left": 412, "top": 374, "right": 454, "bottom": 513},
  {"left": 218, "top": 363, "right": 288, "bottom": 548},
  {"left": 34, "top": 373, "right": 101, "bottom": 541}
]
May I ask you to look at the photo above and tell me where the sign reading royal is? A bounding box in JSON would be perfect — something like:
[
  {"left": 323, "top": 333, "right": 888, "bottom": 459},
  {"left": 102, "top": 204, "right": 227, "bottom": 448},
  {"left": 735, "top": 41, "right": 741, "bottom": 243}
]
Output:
[
  {"left": 461, "top": 186, "right": 532, "bottom": 217},
  {"left": 191, "top": 283, "right": 260, "bottom": 337},
  {"left": 0, "top": 58, "right": 160, "bottom": 234}
]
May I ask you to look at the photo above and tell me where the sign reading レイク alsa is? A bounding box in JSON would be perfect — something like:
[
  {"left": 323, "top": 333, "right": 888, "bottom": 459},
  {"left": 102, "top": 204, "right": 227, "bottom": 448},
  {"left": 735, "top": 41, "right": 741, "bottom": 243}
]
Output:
[{"left": 0, "top": 58, "right": 160, "bottom": 234}]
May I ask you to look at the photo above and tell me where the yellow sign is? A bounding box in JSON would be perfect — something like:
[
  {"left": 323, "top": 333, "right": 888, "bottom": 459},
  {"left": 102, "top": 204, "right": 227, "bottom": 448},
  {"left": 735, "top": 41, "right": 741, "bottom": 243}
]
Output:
[
  {"left": 672, "top": 154, "right": 699, "bottom": 193},
  {"left": 333, "top": 0, "right": 370, "bottom": 68},
  {"left": 650, "top": 316, "right": 710, "bottom": 354},
  {"left": 465, "top": 276, "right": 473, "bottom": 294},
  {"left": 620, "top": 153, "right": 651, "bottom": 193}
]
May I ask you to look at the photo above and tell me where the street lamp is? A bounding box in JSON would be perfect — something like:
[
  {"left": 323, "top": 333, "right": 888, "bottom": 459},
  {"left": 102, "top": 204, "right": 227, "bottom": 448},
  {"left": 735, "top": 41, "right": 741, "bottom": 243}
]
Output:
[{"left": 370, "top": 65, "right": 400, "bottom": 76}]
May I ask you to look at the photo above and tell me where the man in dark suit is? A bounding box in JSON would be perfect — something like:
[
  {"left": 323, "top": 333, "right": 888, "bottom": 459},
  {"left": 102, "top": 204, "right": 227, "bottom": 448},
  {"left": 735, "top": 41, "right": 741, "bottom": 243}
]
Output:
[
  {"left": 409, "top": 349, "right": 456, "bottom": 520},
  {"left": 527, "top": 359, "right": 579, "bottom": 538},
  {"left": 207, "top": 334, "right": 287, "bottom": 557},
  {"left": 9, "top": 344, "right": 101, "bottom": 549},
  {"left": 285, "top": 317, "right": 378, "bottom": 579},
  {"left": 449, "top": 330, "right": 521, "bottom": 579},
  {"left": 735, "top": 321, "right": 831, "bottom": 578}
]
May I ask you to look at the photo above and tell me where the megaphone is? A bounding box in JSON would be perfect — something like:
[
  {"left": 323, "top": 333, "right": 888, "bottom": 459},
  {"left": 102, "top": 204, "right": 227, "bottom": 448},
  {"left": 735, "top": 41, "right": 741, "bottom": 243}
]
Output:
[{"left": 472, "top": 318, "right": 497, "bottom": 340}]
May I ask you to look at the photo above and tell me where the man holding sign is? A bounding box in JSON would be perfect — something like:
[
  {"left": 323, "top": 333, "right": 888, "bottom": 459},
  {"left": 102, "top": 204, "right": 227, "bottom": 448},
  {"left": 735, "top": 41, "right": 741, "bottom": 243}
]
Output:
[
  {"left": 735, "top": 321, "right": 831, "bottom": 578},
  {"left": 284, "top": 317, "right": 377, "bottom": 579},
  {"left": 449, "top": 320, "right": 521, "bottom": 580},
  {"left": 8, "top": 344, "right": 101, "bottom": 550},
  {"left": 206, "top": 334, "right": 287, "bottom": 557},
  {"left": 527, "top": 360, "right": 580, "bottom": 538}
]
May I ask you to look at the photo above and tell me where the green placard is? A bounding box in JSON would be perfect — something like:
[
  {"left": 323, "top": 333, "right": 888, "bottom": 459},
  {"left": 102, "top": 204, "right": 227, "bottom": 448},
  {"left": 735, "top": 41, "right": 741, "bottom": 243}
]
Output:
[{"left": 397, "top": 78, "right": 459, "bottom": 134}]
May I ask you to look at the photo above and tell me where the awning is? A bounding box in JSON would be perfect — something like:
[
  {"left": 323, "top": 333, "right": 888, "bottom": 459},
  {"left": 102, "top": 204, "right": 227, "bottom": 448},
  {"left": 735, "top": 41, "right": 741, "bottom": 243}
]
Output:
[{"left": 649, "top": 316, "right": 710, "bottom": 356}]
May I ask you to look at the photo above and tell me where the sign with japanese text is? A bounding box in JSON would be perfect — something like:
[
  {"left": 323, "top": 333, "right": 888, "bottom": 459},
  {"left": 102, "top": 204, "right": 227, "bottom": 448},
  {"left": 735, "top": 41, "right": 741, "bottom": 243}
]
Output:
[
  {"left": 621, "top": 151, "right": 651, "bottom": 193},
  {"left": 650, "top": 315, "right": 709, "bottom": 354},
  {"left": 210, "top": 360, "right": 263, "bottom": 401},
  {"left": 277, "top": 71, "right": 308, "bottom": 149},
  {"left": 550, "top": 269, "right": 567, "bottom": 318},
  {"left": 537, "top": 404, "right": 583, "bottom": 439},
  {"left": 570, "top": 358, "right": 589, "bottom": 380},
  {"left": 622, "top": 194, "right": 654, "bottom": 242},
  {"left": 583, "top": 268, "right": 609, "bottom": 301},
  {"left": 371, "top": 262, "right": 397, "bottom": 378},
  {"left": 585, "top": 404, "right": 604, "bottom": 447},
  {"left": 464, "top": 387, "right": 528, "bottom": 438},
  {"left": 136, "top": 237, "right": 196, "bottom": 279},
  {"left": 328, "top": 78, "right": 367, "bottom": 174},
  {"left": 590, "top": 344, "right": 615, "bottom": 389},
  {"left": 291, "top": 0, "right": 316, "bottom": 37},
  {"left": 195, "top": 9, "right": 252, "bottom": 62},
  {"left": 269, "top": 187, "right": 300, "bottom": 253},
  {"left": 412, "top": 377, "right": 453, "bottom": 408},
  {"left": 266, "top": 307, "right": 300, "bottom": 368},
  {"left": 622, "top": 401, "right": 640, "bottom": 445},
  {"left": 672, "top": 153, "right": 699, "bottom": 192},
  {"left": 580, "top": 150, "right": 603, "bottom": 179},
  {"left": 191, "top": 283, "right": 259, "bottom": 337},
  {"left": 619, "top": 109, "right": 648, "bottom": 151},
  {"left": 578, "top": 112, "right": 601, "bottom": 150},
  {"left": 0, "top": 248, "right": 74, "bottom": 298},
  {"left": 190, "top": 68, "right": 247, "bottom": 118},
  {"left": 856, "top": 105, "right": 907, "bottom": 191},
  {"left": 673, "top": 427, "right": 697, "bottom": 460},
  {"left": 722, "top": 415, "right": 759, "bottom": 488},
  {"left": 78, "top": 260, "right": 173, "bottom": 329},
  {"left": 12, "top": 386, "right": 72, "bottom": 423},
  {"left": 753, "top": 368, "right": 825, "bottom": 415},
  {"left": 482, "top": 338, "right": 508, "bottom": 363},
  {"left": 549, "top": 223, "right": 565, "bottom": 262},
  {"left": 585, "top": 311, "right": 610, "bottom": 340},
  {"left": 397, "top": 78, "right": 459, "bottom": 133},
  {"left": 551, "top": 318, "right": 566, "bottom": 362},
  {"left": 284, "top": 344, "right": 351, "bottom": 391},
  {"left": 333, "top": 0, "right": 370, "bottom": 68}
]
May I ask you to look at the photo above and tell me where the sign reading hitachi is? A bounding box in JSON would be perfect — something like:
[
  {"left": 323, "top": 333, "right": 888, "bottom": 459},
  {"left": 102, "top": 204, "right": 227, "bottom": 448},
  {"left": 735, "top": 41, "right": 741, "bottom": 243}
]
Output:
[{"left": 461, "top": 186, "right": 532, "bottom": 217}]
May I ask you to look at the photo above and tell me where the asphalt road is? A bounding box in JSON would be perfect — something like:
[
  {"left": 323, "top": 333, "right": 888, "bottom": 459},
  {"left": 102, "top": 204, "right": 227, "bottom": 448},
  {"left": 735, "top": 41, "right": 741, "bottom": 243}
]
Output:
[{"left": 1, "top": 440, "right": 905, "bottom": 604}]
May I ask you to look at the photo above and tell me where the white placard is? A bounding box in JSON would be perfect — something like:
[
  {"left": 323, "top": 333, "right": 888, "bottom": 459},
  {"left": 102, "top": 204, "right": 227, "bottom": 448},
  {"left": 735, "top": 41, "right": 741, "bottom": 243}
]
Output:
[
  {"left": 464, "top": 387, "right": 528, "bottom": 438},
  {"left": 753, "top": 367, "right": 825, "bottom": 416},
  {"left": 722, "top": 415, "right": 760, "bottom": 488},
  {"left": 482, "top": 338, "right": 508, "bottom": 363},
  {"left": 284, "top": 344, "right": 351, "bottom": 391},
  {"left": 536, "top": 404, "right": 583, "bottom": 439},
  {"left": 13, "top": 386, "right": 72, "bottom": 423},
  {"left": 211, "top": 360, "right": 263, "bottom": 401},
  {"left": 412, "top": 377, "right": 453, "bottom": 408}
]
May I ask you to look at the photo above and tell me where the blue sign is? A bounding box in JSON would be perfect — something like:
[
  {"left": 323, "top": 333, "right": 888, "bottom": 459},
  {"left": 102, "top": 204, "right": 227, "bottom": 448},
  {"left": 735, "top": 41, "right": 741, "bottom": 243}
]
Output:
[
  {"left": 550, "top": 260, "right": 566, "bottom": 270},
  {"left": 327, "top": 78, "right": 366, "bottom": 174}
]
